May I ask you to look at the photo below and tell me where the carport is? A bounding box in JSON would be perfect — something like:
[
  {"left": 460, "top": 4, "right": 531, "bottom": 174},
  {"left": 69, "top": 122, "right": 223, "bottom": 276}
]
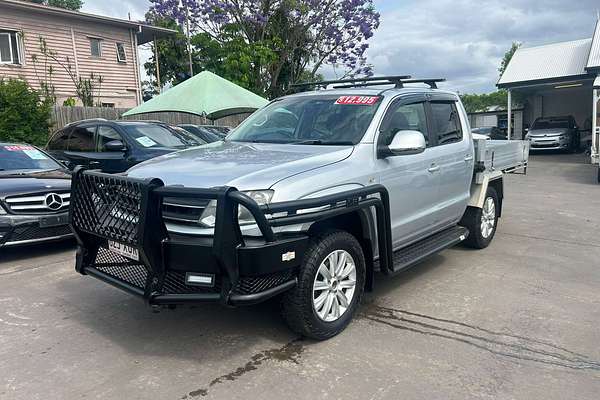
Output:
[{"left": 498, "top": 19, "right": 600, "bottom": 171}]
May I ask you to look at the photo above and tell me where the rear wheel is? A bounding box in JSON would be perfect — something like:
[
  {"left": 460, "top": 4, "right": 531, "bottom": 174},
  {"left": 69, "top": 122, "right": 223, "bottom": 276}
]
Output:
[
  {"left": 460, "top": 187, "right": 499, "bottom": 249},
  {"left": 282, "top": 230, "right": 365, "bottom": 340}
]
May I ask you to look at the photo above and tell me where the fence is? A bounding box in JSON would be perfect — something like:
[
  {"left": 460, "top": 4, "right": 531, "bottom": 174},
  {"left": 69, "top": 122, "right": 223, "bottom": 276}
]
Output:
[{"left": 50, "top": 106, "right": 251, "bottom": 131}]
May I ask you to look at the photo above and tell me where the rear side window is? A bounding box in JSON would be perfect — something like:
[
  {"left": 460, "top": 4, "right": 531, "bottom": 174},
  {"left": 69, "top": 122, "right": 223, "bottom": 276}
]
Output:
[
  {"left": 48, "top": 129, "right": 71, "bottom": 150},
  {"left": 69, "top": 125, "right": 96, "bottom": 152},
  {"left": 430, "top": 102, "right": 463, "bottom": 145}
]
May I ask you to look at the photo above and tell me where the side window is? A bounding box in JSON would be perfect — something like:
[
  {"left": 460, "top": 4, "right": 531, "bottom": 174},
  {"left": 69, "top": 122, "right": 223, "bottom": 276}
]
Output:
[
  {"left": 96, "top": 126, "right": 122, "bottom": 151},
  {"left": 430, "top": 102, "right": 463, "bottom": 145},
  {"left": 69, "top": 126, "right": 96, "bottom": 152},
  {"left": 116, "top": 43, "right": 127, "bottom": 63},
  {"left": 90, "top": 38, "right": 102, "bottom": 57},
  {"left": 48, "top": 129, "right": 71, "bottom": 150},
  {"left": 380, "top": 102, "right": 429, "bottom": 146}
]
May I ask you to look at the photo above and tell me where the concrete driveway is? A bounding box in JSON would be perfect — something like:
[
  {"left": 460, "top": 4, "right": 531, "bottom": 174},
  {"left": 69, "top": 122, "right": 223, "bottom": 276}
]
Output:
[{"left": 1, "top": 153, "right": 600, "bottom": 400}]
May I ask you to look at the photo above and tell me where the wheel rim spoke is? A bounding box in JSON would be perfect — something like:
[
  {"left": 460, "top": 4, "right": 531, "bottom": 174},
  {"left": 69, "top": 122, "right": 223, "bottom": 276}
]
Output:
[{"left": 336, "top": 290, "right": 349, "bottom": 308}]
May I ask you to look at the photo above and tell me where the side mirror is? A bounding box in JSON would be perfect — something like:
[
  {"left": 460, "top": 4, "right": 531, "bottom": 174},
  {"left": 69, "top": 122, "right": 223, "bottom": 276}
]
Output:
[
  {"left": 104, "top": 140, "right": 126, "bottom": 152},
  {"left": 378, "top": 130, "right": 426, "bottom": 158}
]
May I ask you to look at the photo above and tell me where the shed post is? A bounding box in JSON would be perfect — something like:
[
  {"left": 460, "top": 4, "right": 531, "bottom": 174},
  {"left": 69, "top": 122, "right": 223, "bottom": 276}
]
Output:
[
  {"left": 153, "top": 36, "right": 161, "bottom": 92},
  {"left": 507, "top": 90, "right": 512, "bottom": 140},
  {"left": 593, "top": 85, "right": 599, "bottom": 164}
]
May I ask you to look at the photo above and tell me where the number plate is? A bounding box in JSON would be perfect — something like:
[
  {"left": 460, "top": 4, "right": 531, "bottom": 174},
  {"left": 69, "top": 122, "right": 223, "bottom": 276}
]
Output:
[
  {"left": 39, "top": 214, "right": 69, "bottom": 228},
  {"left": 108, "top": 241, "right": 139, "bottom": 261}
]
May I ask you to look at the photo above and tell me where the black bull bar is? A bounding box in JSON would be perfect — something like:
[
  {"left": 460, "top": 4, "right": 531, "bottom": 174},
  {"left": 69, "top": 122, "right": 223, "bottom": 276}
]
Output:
[{"left": 69, "top": 167, "right": 393, "bottom": 306}]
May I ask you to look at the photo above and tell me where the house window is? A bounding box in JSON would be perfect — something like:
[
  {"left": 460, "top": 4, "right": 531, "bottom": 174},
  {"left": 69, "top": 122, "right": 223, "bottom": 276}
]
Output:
[
  {"left": 0, "top": 31, "right": 23, "bottom": 65},
  {"left": 90, "top": 38, "right": 102, "bottom": 57},
  {"left": 116, "top": 42, "right": 126, "bottom": 63}
]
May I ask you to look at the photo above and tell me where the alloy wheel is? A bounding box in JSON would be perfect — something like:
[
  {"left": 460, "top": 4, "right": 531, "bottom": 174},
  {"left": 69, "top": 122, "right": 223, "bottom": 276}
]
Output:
[{"left": 312, "top": 250, "right": 357, "bottom": 322}]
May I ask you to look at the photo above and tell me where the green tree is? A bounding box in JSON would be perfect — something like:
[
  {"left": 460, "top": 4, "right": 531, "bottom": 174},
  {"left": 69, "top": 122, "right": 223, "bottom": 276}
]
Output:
[
  {"left": 0, "top": 78, "right": 52, "bottom": 146},
  {"left": 499, "top": 42, "right": 521, "bottom": 77},
  {"left": 26, "top": 0, "right": 84, "bottom": 11}
]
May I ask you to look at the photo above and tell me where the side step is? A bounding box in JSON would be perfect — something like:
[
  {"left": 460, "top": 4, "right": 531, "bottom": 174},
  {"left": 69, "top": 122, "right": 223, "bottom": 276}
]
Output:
[{"left": 383, "top": 225, "right": 469, "bottom": 275}]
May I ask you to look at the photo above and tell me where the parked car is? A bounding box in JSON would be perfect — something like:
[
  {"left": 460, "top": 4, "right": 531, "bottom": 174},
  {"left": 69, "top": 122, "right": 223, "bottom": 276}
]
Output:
[
  {"left": 472, "top": 126, "right": 507, "bottom": 140},
  {"left": 525, "top": 116, "right": 580, "bottom": 152},
  {"left": 204, "top": 125, "right": 231, "bottom": 138},
  {"left": 178, "top": 124, "right": 222, "bottom": 143},
  {"left": 46, "top": 119, "right": 205, "bottom": 173},
  {"left": 68, "top": 77, "right": 529, "bottom": 340},
  {"left": 0, "top": 144, "right": 73, "bottom": 247}
]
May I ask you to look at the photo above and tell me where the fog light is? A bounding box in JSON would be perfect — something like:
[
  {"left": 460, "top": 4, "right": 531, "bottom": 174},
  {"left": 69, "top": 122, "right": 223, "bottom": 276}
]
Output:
[{"left": 185, "top": 273, "right": 215, "bottom": 286}]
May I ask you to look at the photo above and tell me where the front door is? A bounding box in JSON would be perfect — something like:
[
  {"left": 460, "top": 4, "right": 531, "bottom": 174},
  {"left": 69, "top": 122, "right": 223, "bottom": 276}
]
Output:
[
  {"left": 375, "top": 95, "right": 442, "bottom": 249},
  {"left": 95, "top": 125, "right": 128, "bottom": 173}
]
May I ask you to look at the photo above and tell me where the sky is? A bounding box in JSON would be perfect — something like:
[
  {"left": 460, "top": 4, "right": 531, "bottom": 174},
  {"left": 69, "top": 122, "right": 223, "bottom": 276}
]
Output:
[{"left": 82, "top": 0, "right": 600, "bottom": 94}]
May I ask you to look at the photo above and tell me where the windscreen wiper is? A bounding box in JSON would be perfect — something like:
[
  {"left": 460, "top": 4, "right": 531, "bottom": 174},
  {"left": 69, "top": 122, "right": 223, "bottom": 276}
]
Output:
[{"left": 292, "top": 140, "right": 354, "bottom": 145}]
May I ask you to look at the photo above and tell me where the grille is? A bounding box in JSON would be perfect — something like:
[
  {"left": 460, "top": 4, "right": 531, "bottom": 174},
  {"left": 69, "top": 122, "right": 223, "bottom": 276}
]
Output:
[
  {"left": 233, "top": 271, "right": 294, "bottom": 295},
  {"left": 93, "top": 247, "right": 149, "bottom": 290},
  {"left": 5, "top": 192, "right": 70, "bottom": 214},
  {"left": 162, "top": 197, "right": 209, "bottom": 226},
  {"left": 71, "top": 172, "right": 144, "bottom": 246},
  {"left": 162, "top": 270, "right": 221, "bottom": 294},
  {"left": 9, "top": 224, "right": 73, "bottom": 242}
]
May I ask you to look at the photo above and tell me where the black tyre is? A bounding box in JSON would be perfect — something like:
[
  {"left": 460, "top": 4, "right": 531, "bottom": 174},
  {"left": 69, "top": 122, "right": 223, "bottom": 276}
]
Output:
[
  {"left": 282, "top": 230, "right": 365, "bottom": 340},
  {"left": 460, "top": 187, "right": 499, "bottom": 249}
]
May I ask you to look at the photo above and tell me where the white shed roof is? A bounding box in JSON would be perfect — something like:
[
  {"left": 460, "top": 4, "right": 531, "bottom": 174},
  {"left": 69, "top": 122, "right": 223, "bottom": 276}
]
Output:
[
  {"left": 588, "top": 19, "right": 600, "bottom": 70},
  {"left": 498, "top": 39, "right": 593, "bottom": 88}
]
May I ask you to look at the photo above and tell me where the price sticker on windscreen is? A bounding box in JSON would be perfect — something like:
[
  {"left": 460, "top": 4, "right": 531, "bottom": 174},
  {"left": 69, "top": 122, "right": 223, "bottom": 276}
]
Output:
[{"left": 335, "top": 96, "right": 380, "bottom": 105}]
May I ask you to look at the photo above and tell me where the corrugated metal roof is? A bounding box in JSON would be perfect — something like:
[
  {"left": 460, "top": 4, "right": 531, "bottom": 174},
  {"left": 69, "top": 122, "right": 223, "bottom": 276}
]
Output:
[
  {"left": 498, "top": 39, "right": 593, "bottom": 87},
  {"left": 587, "top": 19, "right": 600, "bottom": 70}
]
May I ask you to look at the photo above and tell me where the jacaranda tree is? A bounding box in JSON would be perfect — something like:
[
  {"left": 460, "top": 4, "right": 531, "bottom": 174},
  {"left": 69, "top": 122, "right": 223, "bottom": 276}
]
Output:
[{"left": 146, "top": 0, "right": 380, "bottom": 97}]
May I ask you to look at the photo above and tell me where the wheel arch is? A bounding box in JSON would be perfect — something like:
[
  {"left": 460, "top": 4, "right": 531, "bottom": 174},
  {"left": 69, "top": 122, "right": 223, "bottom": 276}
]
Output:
[
  {"left": 468, "top": 173, "right": 504, "bottom": 217},
  {"left": 307, "top": 209, "right": 376, "bottom": 291}
]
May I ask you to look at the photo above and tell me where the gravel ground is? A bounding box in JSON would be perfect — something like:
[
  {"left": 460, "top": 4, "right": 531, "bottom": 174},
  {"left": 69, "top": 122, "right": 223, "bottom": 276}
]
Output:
[{"left": 1, "top": 153, "right": 600, "bottom": 400}]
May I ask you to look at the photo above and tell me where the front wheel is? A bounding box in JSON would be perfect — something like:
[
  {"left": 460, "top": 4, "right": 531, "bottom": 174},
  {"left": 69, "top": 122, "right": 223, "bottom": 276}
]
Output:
[
  {"left": 460, "top": 187, "right": 499, "bottom": 249},
  {"left": 282, "top": 230, "right": 365, "bottom": 340}
]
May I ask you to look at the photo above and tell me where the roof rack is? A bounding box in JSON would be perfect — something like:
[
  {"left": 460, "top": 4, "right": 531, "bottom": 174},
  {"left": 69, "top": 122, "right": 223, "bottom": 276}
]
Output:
[
  {"left": 291, "top": 75, "right": 412, "bottom": 89},
  {"left": 332, "top": 78, "right": 446, "bottom": 90}
]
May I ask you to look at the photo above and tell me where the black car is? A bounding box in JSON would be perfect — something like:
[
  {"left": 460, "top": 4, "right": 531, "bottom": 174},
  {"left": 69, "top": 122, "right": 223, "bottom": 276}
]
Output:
[
  {"left": 178, "top": 124, "right": 222, "bottom": 143},
  {"left": 0, "top": 143, "right": 73, "bottom": 247},
  {"left": 46, "top": 119, "right": 205, "bottom": 173},
  {"left": 472, "top": 126, "right": 508, "bottom": 140}
]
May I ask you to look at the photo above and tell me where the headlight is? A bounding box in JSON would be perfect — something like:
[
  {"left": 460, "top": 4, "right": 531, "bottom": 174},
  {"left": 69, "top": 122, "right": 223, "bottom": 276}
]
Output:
[{"left": 199, "top": 190, "right": 274, "bottom": 227}]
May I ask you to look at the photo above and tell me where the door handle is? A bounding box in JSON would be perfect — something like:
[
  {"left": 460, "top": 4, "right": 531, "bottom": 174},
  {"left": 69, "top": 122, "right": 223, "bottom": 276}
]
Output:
[
  {"left": 427, "top": 164, "right": 440, "bottom": 173},
  {"left": 464, "top": 155, "right": 474, "bottom": 162}
]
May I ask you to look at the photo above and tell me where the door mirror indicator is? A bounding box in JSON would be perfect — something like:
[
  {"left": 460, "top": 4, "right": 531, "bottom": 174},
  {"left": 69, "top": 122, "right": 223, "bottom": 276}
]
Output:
[
  {"left": 379, "top": 130, "right": 426, "bottom": 158},
  {"left": 104, "top": 140, "right": 126, "bottom": 152}
]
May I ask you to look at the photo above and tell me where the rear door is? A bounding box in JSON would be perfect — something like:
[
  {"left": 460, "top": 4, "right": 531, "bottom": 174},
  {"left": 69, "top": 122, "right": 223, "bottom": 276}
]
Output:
[
  {"left": 46, "top": 128, "right": 73, "bottom": 168},
  {"left": 375, "top": 94, "right": 442, "bottom": 248},
  {"left": 427, "top": 96, "right": 473, "bottom": 227},
  {"left": 63, "top": 124, "right": 97, "bottom": 169}
]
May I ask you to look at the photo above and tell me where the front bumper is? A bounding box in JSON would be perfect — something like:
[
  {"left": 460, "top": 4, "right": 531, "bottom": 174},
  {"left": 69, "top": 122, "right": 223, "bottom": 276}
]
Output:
[
  {"left": 69, "top": 169, "right": 392, "bottom": 307},
  {"left": 528, "top": 136, "right": 570, "bottom": 150},
  {"left": 0, "top": 212, "right": 72, "bottom": 247}
]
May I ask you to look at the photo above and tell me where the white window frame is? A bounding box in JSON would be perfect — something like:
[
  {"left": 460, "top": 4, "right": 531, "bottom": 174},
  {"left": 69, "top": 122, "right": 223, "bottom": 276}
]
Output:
[
  {"left": 115, "top": 42, "right": 127, "bottom": 63},
  {"left": 89, "top": 37, "right": 102, "bottom": 58},
  {"left": 0, "top": 30, "right": 24, "bottom": 65}
]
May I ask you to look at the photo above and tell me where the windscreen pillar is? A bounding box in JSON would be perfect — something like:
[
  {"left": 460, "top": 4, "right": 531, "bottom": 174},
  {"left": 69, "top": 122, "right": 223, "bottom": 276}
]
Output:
[
  {"left": 507, "top": 89, "right": 512, "bottom": 140},
  {"left": 593, "top": 81, "right": 599, "bottom": 165}
]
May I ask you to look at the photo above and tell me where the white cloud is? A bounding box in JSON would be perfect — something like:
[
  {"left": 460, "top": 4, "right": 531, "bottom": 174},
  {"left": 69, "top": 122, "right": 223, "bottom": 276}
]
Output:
[{"left": 81, "top": 0, "right": 600, "bottom": 93}]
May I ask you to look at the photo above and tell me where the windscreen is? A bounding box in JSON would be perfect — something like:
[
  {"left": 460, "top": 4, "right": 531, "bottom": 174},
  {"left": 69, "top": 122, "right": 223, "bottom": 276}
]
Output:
[
  {"left": 227, "top": 95, "right": 381, "bottom": 145},
  {"left": 123, "top": 124, "right": 203, "bottom": 149},
  {"left": 0, "top": 145, "right": 61, "bottom": 172},
  {"left": 532, "top": 119, "right": 570, "bottom": 130}
]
